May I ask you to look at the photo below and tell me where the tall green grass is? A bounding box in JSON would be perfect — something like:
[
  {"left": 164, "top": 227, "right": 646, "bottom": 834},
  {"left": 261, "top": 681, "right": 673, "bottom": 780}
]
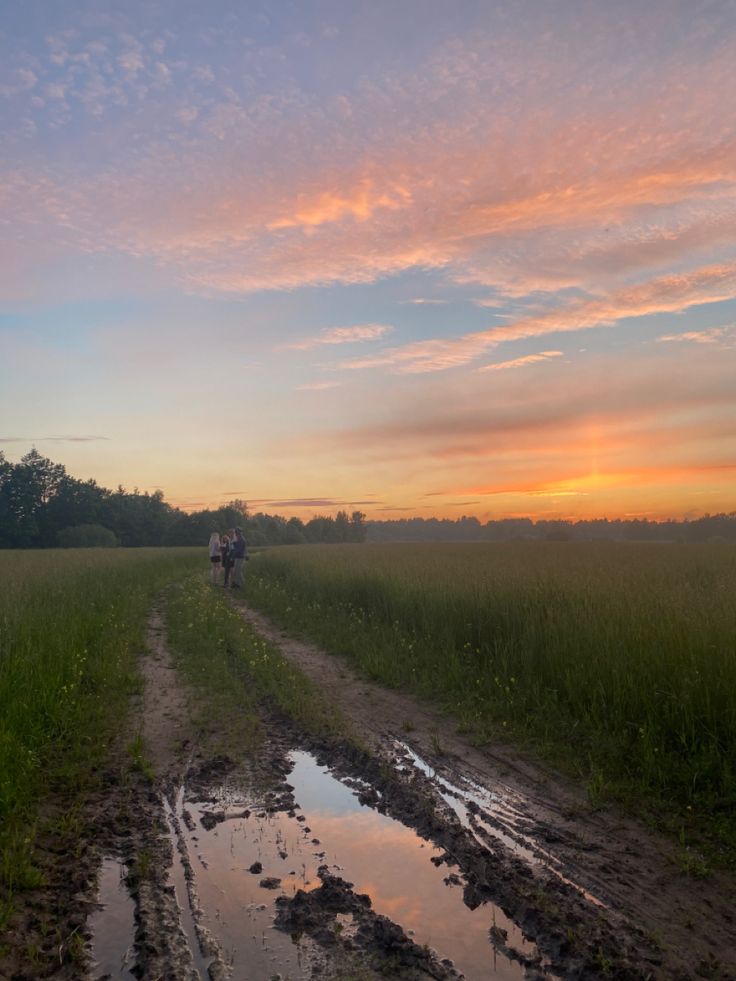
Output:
[
  {"left": 245, "top": 542, "right": 736, "bottom": 862},
  {"left": 165, "top": 574, "right": 349, "bottom": 745},
  {"left": 0, "top": 548, "right": 201, "bottom": 915}
]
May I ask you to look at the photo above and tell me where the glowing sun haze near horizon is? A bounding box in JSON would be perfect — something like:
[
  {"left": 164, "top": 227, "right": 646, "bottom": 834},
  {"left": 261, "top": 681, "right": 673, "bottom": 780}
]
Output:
[{"left": 2, "top": 0, "right": 735, "bottom": 521}]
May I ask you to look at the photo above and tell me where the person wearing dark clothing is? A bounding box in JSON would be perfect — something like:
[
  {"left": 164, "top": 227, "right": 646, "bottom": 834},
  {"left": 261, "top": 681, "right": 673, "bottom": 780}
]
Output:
[
  {"left": 231, "top": 527, "right": 248, "bottom": 588},
  {"left": 221, "top": 534, "right": 234, "bottom": 587}
]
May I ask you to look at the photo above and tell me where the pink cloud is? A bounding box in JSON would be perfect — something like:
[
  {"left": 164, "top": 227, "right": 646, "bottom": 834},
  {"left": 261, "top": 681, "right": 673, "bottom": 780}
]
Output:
[
  {"left": 4, "top": 9, "right": 736, "bottom": 309},
  {"left": 277, "top": 323, "right": 393, "bottom": 352},
  {"left": 294, "top": 381, "right": 343, "bottom": 391},
  {"left": 479, "top": 351, "right": 562, "bottom": 372},
  {"left": 657, "top": 325, "right": 735, "bottom": 345}
]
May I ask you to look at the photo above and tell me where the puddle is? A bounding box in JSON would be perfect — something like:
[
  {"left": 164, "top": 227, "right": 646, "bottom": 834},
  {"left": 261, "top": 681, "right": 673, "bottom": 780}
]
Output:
[
  {"left": 88, "top": 857, "right": 136, "bottom": 979},
  {"left": 287, "top": 751, "right": 543, "bottom": 978},
  {"left": 171, "top": 750, "right": 552, "bottom": 980},
  {"left": 162, "top": 792, "right": 223, "bottom": 979},
  {"left": 397, "top": 742, "right": 605, "bottom": 908},
  {"left": 171, "top": 784, "right": 319, "bottom": 980}
]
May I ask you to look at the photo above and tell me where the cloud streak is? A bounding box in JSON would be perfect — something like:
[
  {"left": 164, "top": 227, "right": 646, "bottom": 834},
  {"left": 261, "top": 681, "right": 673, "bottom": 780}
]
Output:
[
  {"left": 479, "top": 351, "right": 562, "bottom": 372},
  {"left": 337, "top": 261, "right": 736, "bottom": 373},
  {"left": 0, "top": 435, "right": 108, "bottom": 443},
  {"left": 278, "top": 324, "right": 393, "bottom": 352}
]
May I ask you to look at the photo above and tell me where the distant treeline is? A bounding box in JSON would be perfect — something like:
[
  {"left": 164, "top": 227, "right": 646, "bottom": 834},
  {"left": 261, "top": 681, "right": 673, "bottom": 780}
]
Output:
[
  {"left": 365, "top": 514, "right": 736, "bottom": 544},
  {"left": 2, "top": 450, "right": 733, "bottom": 548},
  {"left": 0, "top": 450, "right": 366, "bottom": 548}
]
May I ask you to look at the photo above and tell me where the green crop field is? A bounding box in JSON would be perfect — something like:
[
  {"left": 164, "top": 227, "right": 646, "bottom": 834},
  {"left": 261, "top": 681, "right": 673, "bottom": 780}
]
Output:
[
  {"left": 245, "top": 541, "right": 736, "bottom": 866},
  {"left": 0, "top": 547, "right": 201, "bottom": 921}
]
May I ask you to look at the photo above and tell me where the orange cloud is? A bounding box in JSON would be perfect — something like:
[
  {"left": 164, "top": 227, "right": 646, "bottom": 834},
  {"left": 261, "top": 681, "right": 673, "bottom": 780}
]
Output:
[
  {"left": 294, "top": 381, "right": 343, "bottom": 391},
  {"left": 7, "top": 32, "right": 736, "bottom": 304},
  {"left": 479, "top": 350, "right": 562, "bottom": 372},
  {"left": 658, "top": 325, "right": 735, "bottom": 345},
  {"left": 278, "top": 323, "right": 393, "bottom": 351},
  {"left": 267, "top": 178, "right": 412, "bottom": 230},
  {"left": 460, "top": 463, "right": 736, "bottom": 498}
]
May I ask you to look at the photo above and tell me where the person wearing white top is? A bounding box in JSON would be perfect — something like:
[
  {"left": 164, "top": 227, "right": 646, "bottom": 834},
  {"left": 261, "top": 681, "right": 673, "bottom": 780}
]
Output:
[{"left": 208, "top": 531, "right": 222, "bottom": 584}]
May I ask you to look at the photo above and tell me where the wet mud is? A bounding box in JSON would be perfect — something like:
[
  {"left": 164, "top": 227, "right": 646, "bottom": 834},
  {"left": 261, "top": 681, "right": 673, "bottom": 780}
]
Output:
[
  {"left": 86, "top": 723, "right": 665, "bottom": 980},
  {"left": 4, "top": 602, "right": 735, "bottom": 980}
]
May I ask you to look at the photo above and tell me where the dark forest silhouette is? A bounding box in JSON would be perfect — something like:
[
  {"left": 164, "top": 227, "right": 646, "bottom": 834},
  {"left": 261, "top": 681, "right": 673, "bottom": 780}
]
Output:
[
  {"left": 0, "top": 450, "right": 366, "bottom": 548},
  {"left": 1, "top": 450, "right": 733, "bottom": 547}
]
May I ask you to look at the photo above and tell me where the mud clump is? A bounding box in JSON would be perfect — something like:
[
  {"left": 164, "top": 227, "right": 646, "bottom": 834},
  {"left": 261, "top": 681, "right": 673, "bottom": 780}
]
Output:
[{"left": 275, "top": 867, "right": 462, "bottom": 980}]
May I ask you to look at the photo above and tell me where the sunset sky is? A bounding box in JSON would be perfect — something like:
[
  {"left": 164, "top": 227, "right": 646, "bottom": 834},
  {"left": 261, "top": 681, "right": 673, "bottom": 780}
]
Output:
[{"left": 2, "top": 0, "right": 735, "bottom": 520}]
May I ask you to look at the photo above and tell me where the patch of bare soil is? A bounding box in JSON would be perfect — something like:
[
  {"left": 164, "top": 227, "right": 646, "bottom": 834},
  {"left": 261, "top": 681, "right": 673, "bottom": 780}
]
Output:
[{"left": 234, "top": 601, "right": 736, "bottom": 980}]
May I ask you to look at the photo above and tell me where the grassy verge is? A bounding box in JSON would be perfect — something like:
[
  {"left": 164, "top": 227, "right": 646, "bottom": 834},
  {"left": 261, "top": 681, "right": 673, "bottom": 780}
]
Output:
[
  {"left": 0, "top": 547, "right": 201, "bottom": 924},
  {"left": 164, "top": 574, "right": 350, "bottom": 747},
  {"left": 243, "top": 542, "right": 736, "bottom": 868}
]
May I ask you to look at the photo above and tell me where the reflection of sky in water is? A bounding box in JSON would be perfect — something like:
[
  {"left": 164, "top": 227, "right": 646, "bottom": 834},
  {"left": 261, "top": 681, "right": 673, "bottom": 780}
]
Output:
[
  {"left": 89, "top": 858, "right": 136, "bottom": 979},
  {"left": 289, "top": 751, "right": 368, "bottom": 814},
  {"left": 288, "top": 751, "right": 535, "bottom": 979},
  {"left": 179, "top": 806, "right": 315, "bottom": 980},
  {"left": 179, "top": 750, "right": 552, "bottom": 981}
]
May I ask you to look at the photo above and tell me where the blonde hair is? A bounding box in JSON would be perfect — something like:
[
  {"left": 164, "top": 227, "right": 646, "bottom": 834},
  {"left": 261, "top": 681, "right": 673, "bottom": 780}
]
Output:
[{"left": 209, "top": 532, "right": 220, "bottom": 547}]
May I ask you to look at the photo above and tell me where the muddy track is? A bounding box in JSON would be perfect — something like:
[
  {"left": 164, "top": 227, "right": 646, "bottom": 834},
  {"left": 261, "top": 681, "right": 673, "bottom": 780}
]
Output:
[
  {"left": 3, "top": 601, "right": 735, "bottom": 981},
  {"left": 230, "top": 598, "right": 736, "bottom": 980}
]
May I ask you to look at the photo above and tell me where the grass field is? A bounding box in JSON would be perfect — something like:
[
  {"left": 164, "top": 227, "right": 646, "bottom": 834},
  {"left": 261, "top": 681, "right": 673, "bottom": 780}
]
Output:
[
  {"left": 165, "top": 573, "right": 349, "bottom": 747},
  {"left": 2, "top": 538, "right": 734, "bottom": 915},
  {"left": 245, "top": 541, "right": 736, "bottom": 866},
  {"left": 0, "top": 547, "right": 201, "bottom": 922}
]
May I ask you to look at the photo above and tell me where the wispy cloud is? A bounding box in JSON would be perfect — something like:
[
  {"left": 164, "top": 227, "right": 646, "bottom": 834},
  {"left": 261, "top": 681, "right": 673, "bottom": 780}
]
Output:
[
  {"left": 0, "top": 435, "right": 108, "bottom": 443},
  {"left": 267, "top": 179, "right": 412, "bottom": 231},
  {"left": 337, "top": 261, "right": 736, "bottom": 373},
  {"left": 278, "top": 324, "right": 393, "bottom": 352},
  {"left": 479, "top": 350, "right": 562, "bottom": 372},
  {"left": 295, "top": 380, "right": 343, "bottom": 391},
  {"left": 247, "top": 497, "right": 377, "bottom": 509},
  {"left": 657, "top": 325, "right": 735, "bottom": 345},
  {"left": 401, "top": 298, "right": 449, "bottom": 305},
  {"left": 5, "top": 7, "right": 736, "bottom": 305}
]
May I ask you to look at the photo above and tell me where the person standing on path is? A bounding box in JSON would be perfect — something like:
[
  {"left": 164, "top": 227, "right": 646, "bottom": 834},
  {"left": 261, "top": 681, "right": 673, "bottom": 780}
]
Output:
[
  {"left": 231, "top": 527, "right": 248, "bottom": 588},
  {"left": 221, "top": 533, "right": 234, "bottom": 587},
  {"left": 208, "top": 532, "right": 222, "bottom": 584}
]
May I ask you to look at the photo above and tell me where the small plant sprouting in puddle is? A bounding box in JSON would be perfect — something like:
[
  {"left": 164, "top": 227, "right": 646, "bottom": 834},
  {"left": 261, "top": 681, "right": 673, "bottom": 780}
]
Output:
[
  {"left": 429, "top": 729, "right": 444, "bottom": 756},
  {"left": 127, "top": 733, "right": 154, "bottom": 781},
  {"left": 133, "top": 848, "right": 152, "bottom": 883},
  {"left": 60, "top": 925, "right": 86, "bottom": 965}
]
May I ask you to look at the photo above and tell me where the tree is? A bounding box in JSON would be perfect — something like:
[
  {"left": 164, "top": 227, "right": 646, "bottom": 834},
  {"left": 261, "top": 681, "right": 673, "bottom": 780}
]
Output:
[
  {"left": 349, "top": 511, "right": 367, "bottom": 542},
  {"left": 2, "top": 450, "right": 67, "bottom": 545},
  {"left": 57, "top": 524, "right": 120, "bottom": 548}
]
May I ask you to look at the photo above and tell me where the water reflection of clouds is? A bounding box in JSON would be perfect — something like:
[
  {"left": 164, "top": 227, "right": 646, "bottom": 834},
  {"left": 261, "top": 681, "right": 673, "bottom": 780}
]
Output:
[
  {"left": 190, "top": 752, "right": 534, "bottom": 980},
  {"left": 290, "top": 805, "right": 528, "bottom": 976}
]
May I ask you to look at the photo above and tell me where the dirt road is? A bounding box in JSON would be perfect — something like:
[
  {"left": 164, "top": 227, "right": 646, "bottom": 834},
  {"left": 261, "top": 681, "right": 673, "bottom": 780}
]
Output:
[{"left": 3, "top": 598, "right": 734, "bottom": 980}]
